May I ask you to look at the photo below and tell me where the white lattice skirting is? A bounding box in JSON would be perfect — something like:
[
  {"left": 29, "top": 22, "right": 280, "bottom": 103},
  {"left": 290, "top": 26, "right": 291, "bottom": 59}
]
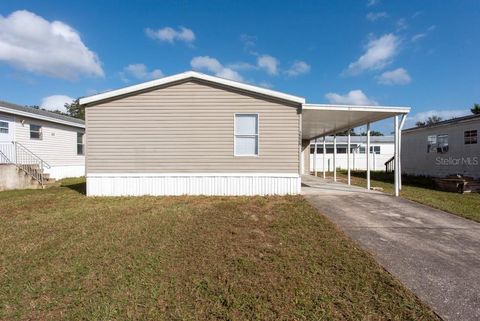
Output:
[{"left": 86, "top": 173, "right": 301, "bottom": 196}]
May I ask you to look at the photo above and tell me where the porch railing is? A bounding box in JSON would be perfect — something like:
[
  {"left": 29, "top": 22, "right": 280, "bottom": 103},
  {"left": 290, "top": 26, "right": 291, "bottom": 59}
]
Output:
[
  {"left": 385, "top": 156, "right": 395, "bottom": 173},
  {"left": 0, "top": 141, "right": 51, "bottom": 187}
]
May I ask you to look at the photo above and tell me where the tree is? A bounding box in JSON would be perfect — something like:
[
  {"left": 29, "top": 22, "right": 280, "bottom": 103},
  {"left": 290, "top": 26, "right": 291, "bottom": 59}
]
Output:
[
  {"left": 65, "top": 99, "right": 84, "bottom": 120},
  {"left": 415, "top": 115, "right": 443, "bottom": 127},
  {"left": 336, "top": 128, "right": 359, "bottom": 136},
  {"left": 471, "top": 103, "right": 480, "bottom": 115},
  {"left": 359, "top": 130, "right": 384, "bottom": 136}
]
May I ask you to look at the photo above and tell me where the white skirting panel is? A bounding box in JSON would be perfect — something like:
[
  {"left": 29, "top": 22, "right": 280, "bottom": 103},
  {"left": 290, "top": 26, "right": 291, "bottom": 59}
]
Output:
[
  {"left": 45, "top": 165, "right": 85, "bottom": 180},
  {"left": 87, "top": 173, "right": 301, "bottom": 196}
]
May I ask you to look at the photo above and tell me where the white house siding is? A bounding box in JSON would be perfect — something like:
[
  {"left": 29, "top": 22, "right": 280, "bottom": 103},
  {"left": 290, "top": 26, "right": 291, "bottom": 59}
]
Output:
[
  {"left": 10, "top": 113, "right": 84, "bottom": 179},
  {"left": 85, "top": 80, "right": 301, "bottom": 196},
  {"left": 402, "top": 119, "right": 480, "bottom": 179}
]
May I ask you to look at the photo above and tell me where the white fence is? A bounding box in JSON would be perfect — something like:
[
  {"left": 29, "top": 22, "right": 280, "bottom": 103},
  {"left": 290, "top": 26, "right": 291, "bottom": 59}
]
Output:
[{"left": 310, "top": 152, "right": 392, "bottom": 171}]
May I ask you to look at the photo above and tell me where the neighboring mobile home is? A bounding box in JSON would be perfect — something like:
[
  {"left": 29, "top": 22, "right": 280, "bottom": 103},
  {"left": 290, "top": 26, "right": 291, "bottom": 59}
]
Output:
[
  {"left": 80, "top": 71, "right": 409, "bottom": 196},
  {"left": 0, "top": 101, "right": 85, "bottom": 189},
  {"left": 310, "top": 136, "right": 394, "bottom": 172},
  {"left": 402, "top": 114, "right": 480, "bottom": 179}
]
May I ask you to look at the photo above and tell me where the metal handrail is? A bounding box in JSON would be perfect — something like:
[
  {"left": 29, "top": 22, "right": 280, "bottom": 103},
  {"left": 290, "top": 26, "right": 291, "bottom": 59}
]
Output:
[
  {"left": 13, "top": 141, "right": 51, "bottom": 169},
  {"left": 0, "top": 141, "right": 50, "bottom": 187}
]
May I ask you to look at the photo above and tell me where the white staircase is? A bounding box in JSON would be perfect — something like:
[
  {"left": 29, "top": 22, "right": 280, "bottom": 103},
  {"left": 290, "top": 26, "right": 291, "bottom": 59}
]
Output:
[{"left": 0, "top": 141, "right": 56, "bottom": 188}]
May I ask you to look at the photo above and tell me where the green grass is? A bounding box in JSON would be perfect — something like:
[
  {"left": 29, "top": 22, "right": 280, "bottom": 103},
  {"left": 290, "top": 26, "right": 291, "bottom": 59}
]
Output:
[
  {"left": 332, "top": 170, "right": 480, "bottom": 223},
  {"left": 0, "top": 178, "right": 439, "bottom": 320}
]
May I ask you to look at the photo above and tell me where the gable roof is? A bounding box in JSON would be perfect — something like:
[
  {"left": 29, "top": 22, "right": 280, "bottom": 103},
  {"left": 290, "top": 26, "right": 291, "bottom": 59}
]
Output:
[
  {"left": 79, "top": 71, "right": 305, "bottom": 105},
  {"left": 0, "top": 100, "right": 85, "bottom": 128},
  {"left": 403, "top": 113, "right": 480, "bottom": 133}
]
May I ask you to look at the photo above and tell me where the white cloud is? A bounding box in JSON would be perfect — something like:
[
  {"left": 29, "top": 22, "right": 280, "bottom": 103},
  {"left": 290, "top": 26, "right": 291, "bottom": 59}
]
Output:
[
  {"left": 190, "top": 56, "right": 243, "bottom": 82},
  {"left": 0, "top": 10, "right": 103, "bottom": 79},
  {"left": 145, "top": 26, "right": 195, "bottom": 44},
  {"left": 377, "top": 68, "right": 411, "bottom": 85},
  {"left": 325, "top": 90, "right": 378, "bottom": 105},
  {"left": 411, "top": 25, "right": 436, "bottom": 42},
  {"left": 411, "top": 33, "right": 426, "bottom": 42},
  {"left": 285, "top": 60, "right": 311, "bottom": 76},
  {"left": 41, "top": 95, "right": 74, "bottom": 113},
  {"left": 366, "top": 12, "right": 388, "bottom": 21},
  {"left": 407, "top": 109, "right": 471, "bottom": 128},
  {"left": 345, "top": 33, "right": 399, "bottom": 75},
  {"left": 396, "top": 18, "right": 408, "bottom": 31},
  {"left": 367, "top": 0, "right": 379, "bottom": 7},
  {"left": 121, "top": 63, "right": 163, "bottom": 82},
  {"left": 257, "top": 55, "right": 278, "bottom": 75}
]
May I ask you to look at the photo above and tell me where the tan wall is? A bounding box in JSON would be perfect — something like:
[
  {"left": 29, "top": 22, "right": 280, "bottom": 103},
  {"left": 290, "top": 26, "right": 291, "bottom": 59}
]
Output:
[{"left": 86, "top": 80, "right": 301, "bottom": 173}]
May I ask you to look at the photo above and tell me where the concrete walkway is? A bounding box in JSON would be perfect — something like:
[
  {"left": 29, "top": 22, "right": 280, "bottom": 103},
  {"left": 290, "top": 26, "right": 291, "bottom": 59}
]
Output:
[{"left": 302, "top": 175, "right": 480, "bottom": 321}]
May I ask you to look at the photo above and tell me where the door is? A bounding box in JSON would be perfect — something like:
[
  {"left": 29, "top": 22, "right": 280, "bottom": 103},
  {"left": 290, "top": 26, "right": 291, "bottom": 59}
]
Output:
[{"left": 0, "top": 115, "right": 15, "bottom": 163}]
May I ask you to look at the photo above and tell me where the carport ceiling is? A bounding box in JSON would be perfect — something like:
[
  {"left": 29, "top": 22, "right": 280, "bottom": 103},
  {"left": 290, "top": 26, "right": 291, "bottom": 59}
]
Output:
[{"left": 302, "top": 104, "right": 410, "bottom": 140}]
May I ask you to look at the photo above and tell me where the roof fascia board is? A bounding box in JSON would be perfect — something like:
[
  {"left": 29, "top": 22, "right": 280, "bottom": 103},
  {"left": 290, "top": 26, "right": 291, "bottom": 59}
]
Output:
[
  {"left": 303, "top": 103, "right": 410, "bottom": 114},
  {"left": 404, "top": 116, "right": 480, "bottom": 133},
  {"left": 79, "top": 71, "right": 305, "bottom": 105},
  {"left": 0, "top": 106, "right": 85, "bottom": 129}
]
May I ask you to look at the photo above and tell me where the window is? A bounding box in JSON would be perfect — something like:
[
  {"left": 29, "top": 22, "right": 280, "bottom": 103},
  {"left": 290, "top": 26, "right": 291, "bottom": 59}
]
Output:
[
  {"left": 427, "top": 135, "right": 437, "bottom": 153},
  {"left": 0, "top": 121, "right": 8, "bottom": 134},
  {"left": 30, "top": 124, "right": 42, "bottom": 139},
  {"left": 234, "top": 114, "right": 258, "bottom": 156},
  {"left": 77, "top": 133, "right": 84, "bottom": 155},
  {"left": 359, "top": 146, "right": 366, "bottom": 154},
  {"left": 465, "top": 130, "right": 477, "bottom": 145},
  {"left": 437, "top": 134, "right": 449, "bottom": 153},
  {"left": 370, "top": 146, "right": 381, "bottom": 154}
]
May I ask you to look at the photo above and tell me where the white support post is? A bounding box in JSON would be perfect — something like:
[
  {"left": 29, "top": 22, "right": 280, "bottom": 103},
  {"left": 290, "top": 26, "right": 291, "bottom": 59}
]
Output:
[
  {"left": 313, "top": 138, "right": 317, "bottom": 177},
  {"left": 322, "top": 136, "right": 326, "bottom": 179},
  {"left": 333, "top": 134, "right": 337, "bottom": 182},
  {"left": 347, "top": 129, "right": 351, "bottom": 185},
  {"left": 366, "top": 123, "right": 371, "bottom": 190},
  {"left": 398, "top": 114, "right": 407, "bottom": 190},
  {"left": 394, "top": 116, "right": 399, "bottom": 196}
]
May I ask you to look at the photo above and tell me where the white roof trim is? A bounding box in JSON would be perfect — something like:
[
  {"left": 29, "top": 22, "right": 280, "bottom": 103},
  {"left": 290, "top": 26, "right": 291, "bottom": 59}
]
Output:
[
  {"left": 80, "top": 71, "right": 305, "bottom": 105},
  {"left": 0, "top": 106, "right": 85, "bottom": 129},
  {"left": 303, "top": 103, "right": 410, "bottom": 114}
]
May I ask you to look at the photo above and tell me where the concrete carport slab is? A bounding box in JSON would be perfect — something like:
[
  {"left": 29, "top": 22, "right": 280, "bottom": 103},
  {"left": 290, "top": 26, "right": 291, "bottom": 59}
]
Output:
[{"left": 302, "top": 175, "right": 480, "bottom": 321}]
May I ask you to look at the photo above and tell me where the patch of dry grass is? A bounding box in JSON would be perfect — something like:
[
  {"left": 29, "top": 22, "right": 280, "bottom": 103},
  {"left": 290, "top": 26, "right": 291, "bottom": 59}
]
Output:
[{"left": 0, "top": 178, "right": 439, "bottom": 320}]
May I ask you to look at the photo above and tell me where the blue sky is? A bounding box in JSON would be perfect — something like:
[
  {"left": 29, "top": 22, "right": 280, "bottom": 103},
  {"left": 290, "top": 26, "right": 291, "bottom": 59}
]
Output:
[{"left": 0, "top": 0, "right": 479, "bottom": 132}]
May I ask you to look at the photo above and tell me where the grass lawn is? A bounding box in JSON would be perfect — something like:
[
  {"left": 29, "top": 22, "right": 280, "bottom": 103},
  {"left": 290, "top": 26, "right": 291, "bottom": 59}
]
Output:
[
  {"left": 330, "top": 170, "right": 480, "bottom": 223},
  {"left": 0, "top": 178, "right": 439, "bottom": 320}
]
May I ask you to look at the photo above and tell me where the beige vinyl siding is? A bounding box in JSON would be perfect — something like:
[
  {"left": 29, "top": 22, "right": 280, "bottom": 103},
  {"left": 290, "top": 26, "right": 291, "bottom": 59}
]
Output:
[
  {"left": 12, "top": 114, "right": 85, "bottom": 166},
  {"left": 86, "top": 80, "right": 300, "bottom": 173}
]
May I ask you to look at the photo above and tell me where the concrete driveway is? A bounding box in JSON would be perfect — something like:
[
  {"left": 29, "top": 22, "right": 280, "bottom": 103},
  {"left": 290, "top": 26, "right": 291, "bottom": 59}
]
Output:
[{"left": 302, "top": 175, "right": 480, "bottom": 321}]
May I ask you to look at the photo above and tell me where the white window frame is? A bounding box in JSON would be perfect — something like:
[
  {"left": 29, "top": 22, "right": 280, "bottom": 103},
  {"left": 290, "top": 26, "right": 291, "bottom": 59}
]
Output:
[
  {"left": 0, "top": 120, "right": 8, "bottom": 134},
  {"left": 234, "top": 113, "right": 259, "bottom": 157},
  {"left": 29, "top": 124, "right": 42, "bottom": 140},
  {"left": 77, "top": 132, "right": 85, "bottom": 155}
]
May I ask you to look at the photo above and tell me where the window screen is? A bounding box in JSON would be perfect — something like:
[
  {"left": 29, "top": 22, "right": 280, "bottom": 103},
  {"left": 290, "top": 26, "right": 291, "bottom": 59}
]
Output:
[
  {"left": 30, "top": 124, "right": 42, "bottom": 140},
  {"left": 235, "top": 114, "right": 258, "bottom": 156},
  {"left": 464, "top": 130, "right": 477, "bottom": 145},
  {"left": 0, "top": 121, "right": 8, "bottom": 134}
]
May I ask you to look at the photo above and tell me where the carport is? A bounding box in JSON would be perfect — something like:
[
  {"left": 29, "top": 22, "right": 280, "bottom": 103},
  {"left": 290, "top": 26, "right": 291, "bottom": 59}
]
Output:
[{"left": 300, "top": 104, "right": 410, "bottom": 196}]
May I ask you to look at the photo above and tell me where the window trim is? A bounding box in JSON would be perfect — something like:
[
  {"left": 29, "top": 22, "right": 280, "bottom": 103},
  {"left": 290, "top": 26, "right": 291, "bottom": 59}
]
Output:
[
  {"left": 29, "top": 124, "right": 43, "bottom": 140},
  {"left": 77, "top": 132, "right": 85, "bottom": 155},
  {"left": 0, "top": 120, "right": 8, "bottom": 134},
  {"left": 464, "top": 129, "right": 478, "bottom": 145},
  {"left": 233, "top": 113, "right": 259, "bottom": 157}
]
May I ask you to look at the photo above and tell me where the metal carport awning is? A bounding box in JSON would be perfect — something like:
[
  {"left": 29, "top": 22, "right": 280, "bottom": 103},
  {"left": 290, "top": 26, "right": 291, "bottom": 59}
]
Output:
[
  {"left": 301, "top": 104, "right": 410, "bottom": 197},
  {"left": 302, "top": 104, "right": 410, "bottom": 140}
]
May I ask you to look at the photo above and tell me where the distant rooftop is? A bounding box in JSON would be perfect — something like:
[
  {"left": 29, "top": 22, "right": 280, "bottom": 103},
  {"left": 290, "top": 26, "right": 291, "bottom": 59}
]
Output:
[
  {"left": 0, "top": 100, "right": 84, "bottom": 127},
  {"left": 311, "top": 135, "right": 394, "bottom": 144},
  {"left": 404, "top": 113, "right": 480, "bottom": 133}
]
